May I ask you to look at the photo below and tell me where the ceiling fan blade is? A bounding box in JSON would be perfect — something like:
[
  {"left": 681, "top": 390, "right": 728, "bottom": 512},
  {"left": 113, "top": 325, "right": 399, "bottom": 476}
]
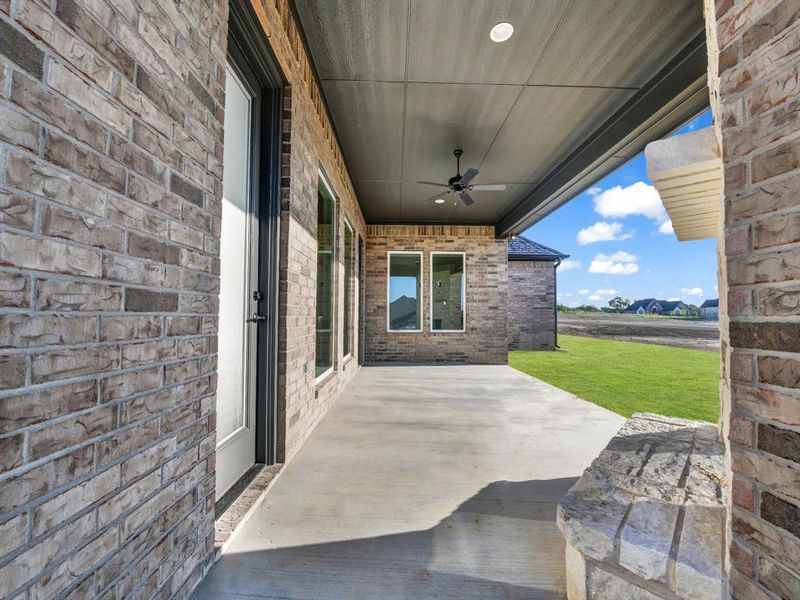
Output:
[
  {"left": 417, "top": 180, "right": 450, "bottom": 188},
  {"left": 422, "top": 190, "right": 451, "bottom": 203},
  {"left": 459, "top": 191, "right": 475, "bottom": 206},
  {"left": 459, "top": 168, "right": 479, "bottom": 186},
  {"left": 470, "top": 184, "right": 506, "bottom": 191}
]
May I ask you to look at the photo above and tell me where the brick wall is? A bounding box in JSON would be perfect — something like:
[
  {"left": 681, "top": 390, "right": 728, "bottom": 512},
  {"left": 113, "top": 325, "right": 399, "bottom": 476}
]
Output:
[
  {"left": 0, "top": 0, "right": 228, "bottom": 597},
  {"left": 507, "top": 259, "right": 557, "bottom": 350},
  {"left": 250, "top": 0, "right": 367, "bottom": 463},
  {"left": 706, "top": 0, "right": 800, "bottom": 598},
  {"left": 364, "top": 225, "right": 508, "bottom": 365}
]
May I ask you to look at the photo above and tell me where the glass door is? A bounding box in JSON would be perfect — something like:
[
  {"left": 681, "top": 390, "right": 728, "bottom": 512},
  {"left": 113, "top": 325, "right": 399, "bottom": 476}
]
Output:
[{"left": 216, "top": 64, "right": 258, "bottom": 498}]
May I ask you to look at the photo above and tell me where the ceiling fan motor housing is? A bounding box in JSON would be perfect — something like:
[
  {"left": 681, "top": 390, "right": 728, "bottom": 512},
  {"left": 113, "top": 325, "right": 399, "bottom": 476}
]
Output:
[{"left": 448, "top": 174, "right": 464, "bottom": 190}]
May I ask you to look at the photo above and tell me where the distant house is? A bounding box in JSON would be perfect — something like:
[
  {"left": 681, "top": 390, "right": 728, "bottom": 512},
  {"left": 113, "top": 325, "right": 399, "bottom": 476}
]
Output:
[
  {"left": 626, "top": 298, "right": 658, "bottom": 314},
  {"left": 507, "top": 237, "right": 568, "bottom": 350},
  {"left": 700, "top": 298, "right": 719, "bottom": 319},
  {"left": 625, "top": 298, "right": 690, "bottom": 316}
]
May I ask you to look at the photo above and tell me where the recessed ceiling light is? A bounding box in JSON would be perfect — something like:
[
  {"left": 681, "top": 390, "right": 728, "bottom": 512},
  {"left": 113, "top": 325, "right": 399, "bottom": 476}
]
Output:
[
  {"left": 490, "top": 22, "right": 514, "bottom": 43},
  {"left": 434, "top": 198, "right": 446, "bottom": 204}
]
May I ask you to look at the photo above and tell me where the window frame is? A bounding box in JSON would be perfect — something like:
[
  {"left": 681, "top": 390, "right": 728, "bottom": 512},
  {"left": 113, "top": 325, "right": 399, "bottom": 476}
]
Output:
[
  {"left": 314, "top": 170, "right": 336, "bottom": 384},
  {"left": 386, "top": 250, "right": 423, "bottom": 334},
  {"left": 342, "top": 218, "right": 354, "bottom": 360},
  {"left": 429, "top": 251, "right": 466, "bottom": 334}
]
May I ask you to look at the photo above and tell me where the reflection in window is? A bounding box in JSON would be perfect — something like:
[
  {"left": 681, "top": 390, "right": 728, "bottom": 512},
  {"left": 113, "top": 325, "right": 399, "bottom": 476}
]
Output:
[
  {"left": 343, "top": 222, "right": 354, "bottom": 356},
  {"left": 315, "top": 178, "right": 335, "bottom": 378},
  {"left": 388, "top": 253, "right": 421, "bottom": 331},
  {"left": 431, "top": 253, "right": 465, "bottom": 332}
]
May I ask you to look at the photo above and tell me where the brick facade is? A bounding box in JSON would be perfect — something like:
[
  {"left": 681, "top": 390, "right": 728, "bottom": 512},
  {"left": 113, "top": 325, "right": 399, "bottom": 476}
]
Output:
[
  {"left": 706, "top": 0, "right": 800, "bottom": 597},
  {"left": 0, "top": 0, "right": 229, "bottom": 597},
  {"left": 250, "top": 1, "right": 366, "bottom": 463},
  {"left": 0, "top": 0, "right": 368, "bottom": 597},
  {"left": 364, "top": 225, "right": 508, "bottom": 365},
  {"left": 507, "top": 259, "right": 557, "bottom": 350}
]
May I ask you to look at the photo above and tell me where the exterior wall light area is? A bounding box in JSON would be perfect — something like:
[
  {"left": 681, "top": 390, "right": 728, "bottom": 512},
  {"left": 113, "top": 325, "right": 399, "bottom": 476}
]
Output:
[
  {"left": 434, "top": 198, "right": 446, "bottom": 204},
  {"left": 490, "top": 22, "right": 514, "bottom": 43}
]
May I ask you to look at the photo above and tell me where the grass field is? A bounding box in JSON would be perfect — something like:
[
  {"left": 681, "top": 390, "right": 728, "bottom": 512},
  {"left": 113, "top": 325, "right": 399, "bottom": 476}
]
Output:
[{"left": 509, "top": 335, "right": 719, "bottom": 422}]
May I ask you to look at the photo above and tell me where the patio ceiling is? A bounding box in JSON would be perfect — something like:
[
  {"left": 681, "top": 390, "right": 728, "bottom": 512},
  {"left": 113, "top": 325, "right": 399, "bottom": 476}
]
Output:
[{"left": 293, "top": 0, "right": 708, "bottom": 235}]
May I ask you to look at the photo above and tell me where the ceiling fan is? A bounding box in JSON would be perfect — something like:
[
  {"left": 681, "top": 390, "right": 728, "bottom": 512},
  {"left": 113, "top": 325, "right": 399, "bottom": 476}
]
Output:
[{"left": 417, "top": 149, "right": 507, "bottom": 206}]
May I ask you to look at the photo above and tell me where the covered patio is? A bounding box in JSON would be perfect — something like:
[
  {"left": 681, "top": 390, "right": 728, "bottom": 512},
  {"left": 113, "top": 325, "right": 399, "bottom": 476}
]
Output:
[
  {"left": 193, "top": 366, "right": 623, "bottom": 599},
  {"left": 2, "top": 0, "right": 798, "bottom": 597}
]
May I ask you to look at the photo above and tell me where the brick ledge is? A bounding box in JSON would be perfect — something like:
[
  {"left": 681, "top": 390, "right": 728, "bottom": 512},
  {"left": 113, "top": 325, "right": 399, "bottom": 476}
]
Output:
[{"left": 214, "top": 463, "right": 284, "bottom": 557}]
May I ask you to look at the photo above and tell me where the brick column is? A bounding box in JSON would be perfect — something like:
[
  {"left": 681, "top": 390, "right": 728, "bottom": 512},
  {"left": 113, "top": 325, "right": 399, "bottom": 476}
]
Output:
[
  {"left": 0, "top": 1, "right": 227, "bottom": 597},
  {"left": 706, "top": 1, "right": 800, "bottom": 598}
]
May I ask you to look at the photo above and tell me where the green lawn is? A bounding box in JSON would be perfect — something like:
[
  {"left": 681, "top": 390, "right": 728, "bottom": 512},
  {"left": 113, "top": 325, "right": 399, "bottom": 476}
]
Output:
[{"left": 509, "top": 335, "right": 719, "bottom": 422}]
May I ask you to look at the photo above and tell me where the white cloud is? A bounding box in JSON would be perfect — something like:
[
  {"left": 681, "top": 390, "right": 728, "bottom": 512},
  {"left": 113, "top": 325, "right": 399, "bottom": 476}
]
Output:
[
  {"left": 587, "top": 187, "right": 602, "bottom": 196},
  {"left": 588, "top": 288, "right": 621, "bottom": 302},
  {"left": 658, "top": 220, "right": 674, "bottom": 235},
  {"left": 569, "top": 301, "right": 580, "bottom": 307},
  {"left": 578, "top": 289, "right": 590, "bottom": 295},
  {"left": 609, "top": 251, "right": 637, "bottom": 262},
  {"left": 558, "top": 259, "right": 582, "bottom": 272},
  {"left": 588, "top": 252, "right": 639, "bottom": 275},
  {"left": 681, "top": 287, "right": 704, "bottom": 296},
  {"left": 593, "top": 182, "right": 668, "bottom": 225},
  {"left": 668, "top": 297, "right": 681, "bottom": 302},
  {"left": 577, "top": 221, "right": 634, "bottom": 245}
]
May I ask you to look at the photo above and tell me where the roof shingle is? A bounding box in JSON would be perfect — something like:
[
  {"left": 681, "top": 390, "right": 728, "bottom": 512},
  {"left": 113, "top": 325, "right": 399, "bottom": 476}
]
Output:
[{"left": 508, "top": 236, "right": 568, "bottom": 261}]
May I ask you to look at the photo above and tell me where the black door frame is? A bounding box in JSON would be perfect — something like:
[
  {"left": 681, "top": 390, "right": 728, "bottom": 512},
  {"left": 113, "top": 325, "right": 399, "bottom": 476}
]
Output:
[{"left": 227, "top": 0, "right": 285, "bottom": 466}]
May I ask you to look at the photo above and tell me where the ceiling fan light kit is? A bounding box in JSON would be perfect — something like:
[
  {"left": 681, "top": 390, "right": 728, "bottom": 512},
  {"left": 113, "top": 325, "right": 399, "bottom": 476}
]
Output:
[{"left": 418, "top": 149, "right": 509, "bottom": 207}]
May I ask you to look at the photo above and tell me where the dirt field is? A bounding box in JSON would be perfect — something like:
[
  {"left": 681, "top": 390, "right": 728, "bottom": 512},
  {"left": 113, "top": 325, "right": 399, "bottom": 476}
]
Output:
[{"left": 558, "top": 312, "right": 720, "bottom": 351}]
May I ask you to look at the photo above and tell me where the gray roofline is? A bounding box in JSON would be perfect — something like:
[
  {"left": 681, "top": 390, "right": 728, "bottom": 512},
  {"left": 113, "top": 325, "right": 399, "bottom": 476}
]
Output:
[{"left": 497, "top": 32, "right": 709, "bottom": 237}]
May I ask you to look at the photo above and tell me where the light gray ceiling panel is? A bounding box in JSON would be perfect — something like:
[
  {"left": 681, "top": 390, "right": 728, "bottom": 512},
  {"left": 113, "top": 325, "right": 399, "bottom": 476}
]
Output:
[
  {"left": 407, "top": 0, "right": 567, "bottom": 84},
  {"left": 479, "top": 86, "right": 635, "bottom": 185},
  {"left": 294, "top": 0, "right": 408, "bottom": 81},
  {"left": 294, "top": 0, "right": 707, "bottom": 228},
  {"left": 322, "top": 81, "right": 405, "bottom": 182},
  {"left": 354, "top": 180, "right": 402, "bottom": 222},
  {"left": 402, "top": 83, "right": 522, "bottom": 183},
  {"left": 528, "top": 0, "right": 702, "bottom": 87}
]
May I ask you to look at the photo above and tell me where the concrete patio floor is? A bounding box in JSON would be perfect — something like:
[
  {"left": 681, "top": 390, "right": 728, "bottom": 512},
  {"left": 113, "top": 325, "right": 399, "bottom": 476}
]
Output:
[{"left": 193, "top": 365, "right": 625, "bottom": 600}]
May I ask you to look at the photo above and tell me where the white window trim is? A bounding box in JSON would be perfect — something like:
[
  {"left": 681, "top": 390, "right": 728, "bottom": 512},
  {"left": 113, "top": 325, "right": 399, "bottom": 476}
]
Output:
[
  {"left": 386, "top": 251, "right": 423, "bottom": 333},
  {"left": 342, "top": 218, "right": 354, "bottom": 360},
  {"left": 430, "top": 251, "right": 466, "bottom": 333},
  {"left": 314, "top": 169, "right": 336, "bottom": 385}
]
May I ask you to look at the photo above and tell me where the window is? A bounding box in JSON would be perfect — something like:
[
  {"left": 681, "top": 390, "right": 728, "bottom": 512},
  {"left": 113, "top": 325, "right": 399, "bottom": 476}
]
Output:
[
  {"left": 430, "top": 252, "right": 465, "bottom": 332},
  {"left": 343, "top": 221, "right": 354, "bottom": 357},
  {"left": 315, "top": 175, "right": 335, "bottom": 379},
  {"left": 387, "top": 252, "right": 422, "bottom": 332}
]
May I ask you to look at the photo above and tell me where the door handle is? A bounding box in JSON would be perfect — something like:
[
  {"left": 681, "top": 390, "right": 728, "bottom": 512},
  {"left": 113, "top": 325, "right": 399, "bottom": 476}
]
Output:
[{"left": 246, "top": 313, "right": 267, "bottom": 323}]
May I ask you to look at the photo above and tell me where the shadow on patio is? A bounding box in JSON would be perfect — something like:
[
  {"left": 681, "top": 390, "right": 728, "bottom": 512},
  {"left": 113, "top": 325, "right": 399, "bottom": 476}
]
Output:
[{"left": 193, "top": 365, "right": 625, "bottom": 599}]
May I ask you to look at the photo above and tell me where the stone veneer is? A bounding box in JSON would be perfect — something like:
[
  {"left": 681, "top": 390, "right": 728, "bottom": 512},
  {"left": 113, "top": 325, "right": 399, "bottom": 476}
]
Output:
[
  {"left": 507, "top": 259, "right": 557, "bottom": 350},
  {"left": 705, "top": 1, "right": 800, "bottom": 598},
  {"left": 558, "top": 413, "right": 728, "bottom": 600},
  {"left": 364, "top": 225, "right": 508, "bottom": 365},
  {"left": 0, "top": 0, "right": 366, "bottom": 598}
]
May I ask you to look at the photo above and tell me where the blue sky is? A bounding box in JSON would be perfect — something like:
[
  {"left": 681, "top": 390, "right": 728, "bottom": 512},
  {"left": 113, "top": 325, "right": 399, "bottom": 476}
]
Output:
[{"left": 523, "top": 110, "right": 718, "bottom": 308}]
